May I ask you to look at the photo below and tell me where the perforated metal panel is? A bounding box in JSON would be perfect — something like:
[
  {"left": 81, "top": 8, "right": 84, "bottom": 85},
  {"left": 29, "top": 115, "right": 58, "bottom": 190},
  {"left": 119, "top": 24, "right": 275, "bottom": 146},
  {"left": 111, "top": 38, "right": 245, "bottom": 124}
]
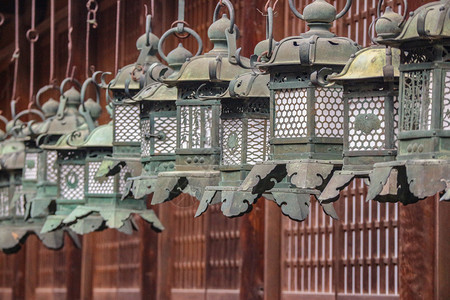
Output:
[
  {"left": 221, "top": 119, "right": 243, "bottom": 165},
  {"left": 114, "top": 104, "right": 142, "bottom": 143},
  {"left": 119, "top": 164, "right": 132, "bottom": 194},
  {"left": 24, "top": 152, "right": 39, "bottom": 180},
  {"left": 14, "top": 185, "right": 25, "bottom": 216},
  {"left": 401, "top": 70, "right": 433, "bottom": 131},
  {"left": 315, "top": 88, "right": 344, "bottom": 138},
  {"left": 247, "top": 118, "right": 270, "bottom": 164},
  {"left": 443, "top": 71, "right": 450, "bottom": 130},
  {"left": 140, "top": 118, "right": 151, "bottom": 158},
  {"left": 154, "top": 116, "right": 178, "bottom": 155},
  {"left": 349, "top": 97, "right": 386, "bottom": 151},
  {"left": 88, "top": 162, "right": 114, "bottom": 194},
  {"left": 274, "top": 89, "right": 308, "bottom": 138},
  {"left": 180, "top": 106, "right": 213, "bottom": 149},
  {"left": 46, "top": 151, "right": 58, "bottom": 183},
  {"left": 0, "top": 187, "right": 9, "bottom": 217},
  {"left": 61, "top": 164, "right": 85, "bottom": 200}
]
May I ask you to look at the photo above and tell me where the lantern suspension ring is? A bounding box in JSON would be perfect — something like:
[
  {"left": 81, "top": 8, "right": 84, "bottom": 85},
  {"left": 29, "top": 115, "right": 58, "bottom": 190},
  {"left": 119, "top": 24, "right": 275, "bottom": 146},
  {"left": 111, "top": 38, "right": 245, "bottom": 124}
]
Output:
[
  {"left": 158, "top": 27, "right": 203, "bottom": 63},
  {"left": 36, "top": 84, "right": 60, "bottom": 111},
  {"left": 377, "top": 0, "right": 408, "bottom": 28},
  {"left": 80, "top": 77, "right": 101, "bottom": 132},
  {"left": 12, "top": 108, "right": 45, "bottom": 136},
  {"left": 57, "top": 77, "right": 81, "bottom": 120},
  {"left": 213, "top": 0, "right": 235, "bottom": 34},
  {"left": 288, "top": 0, "right": 352, "bottom": 21}
]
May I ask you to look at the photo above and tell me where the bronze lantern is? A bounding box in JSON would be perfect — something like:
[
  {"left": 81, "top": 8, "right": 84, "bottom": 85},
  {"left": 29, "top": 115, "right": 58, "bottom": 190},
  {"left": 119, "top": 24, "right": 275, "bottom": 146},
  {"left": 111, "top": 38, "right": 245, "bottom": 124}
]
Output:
[
  {"left": 367, "top": 0, "right": 450, "bottom": 204},
  {"left": 319, "top": 46, "right": 401, "bottom": 203},
  {"left": 232, "top": 0, "right": 360, "bottom": 221},
  {"left": 151, "top": 0, "right": 252, "bottom": 205}
]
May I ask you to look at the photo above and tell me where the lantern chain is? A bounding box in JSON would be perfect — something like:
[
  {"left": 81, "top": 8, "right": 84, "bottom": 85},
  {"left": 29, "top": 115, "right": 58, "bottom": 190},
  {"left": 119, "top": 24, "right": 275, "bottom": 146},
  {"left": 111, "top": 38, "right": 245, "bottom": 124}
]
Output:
[
  {"left": 66, "top": 0, "right": 74, "bottom": 78},
  {"left": 10, "top": 0, "right": 20, "bottom": 105},
  {"left": 27, "top": 0, "right": 39, "bottom": 107},
  {"left": 115, "top": 0, "right": 121, "bottom": 75},
  {"left": 86, "top": 0, "right": 99, "bottom": 79},
  {"left": 49, "top": 0, "right": 56, "bottom": 84}
]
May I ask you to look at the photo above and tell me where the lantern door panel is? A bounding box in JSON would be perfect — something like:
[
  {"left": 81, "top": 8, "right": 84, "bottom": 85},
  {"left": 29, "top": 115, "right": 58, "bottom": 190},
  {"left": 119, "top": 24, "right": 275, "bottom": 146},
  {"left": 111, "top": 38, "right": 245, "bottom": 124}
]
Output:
[
  {"left": 274, "top": 88, "right": 308, "bottom": 139},
  {"left": 0, "top": 186, "right": 9, "bottom": 218},
  {"left": 24, "top": 152, "right": 39, "bottom": 181},
  {"left": 314, "top": 88, "right": 344, "bottom": 139},
  {"left": 150, "top": 111, "right": 177, "bottom": 156},
  {"left": 87, "top": 161, "right": 115, "bottom": 195},
  {"left": 443, "top": 70, "right": 450, "bottom": 130},
  {"left": 179, "top": 105, "right": 215, "bottom": 149},
  {"left": 14, "top": 185, "right": 25, "bottom": 217}
]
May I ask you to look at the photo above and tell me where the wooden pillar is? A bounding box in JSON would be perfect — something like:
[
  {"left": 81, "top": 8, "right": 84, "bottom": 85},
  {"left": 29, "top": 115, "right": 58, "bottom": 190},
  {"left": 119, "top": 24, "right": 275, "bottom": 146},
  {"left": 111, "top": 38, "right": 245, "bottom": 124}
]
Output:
[
  {"left": 263, "top": 200, "right": 281, "bottom": 300},
  {"left": 399, "top": 195, "right": 450, "bottom": 300},
  {"left": 156, "top": 203, "right": 173, "bottom": 300}
]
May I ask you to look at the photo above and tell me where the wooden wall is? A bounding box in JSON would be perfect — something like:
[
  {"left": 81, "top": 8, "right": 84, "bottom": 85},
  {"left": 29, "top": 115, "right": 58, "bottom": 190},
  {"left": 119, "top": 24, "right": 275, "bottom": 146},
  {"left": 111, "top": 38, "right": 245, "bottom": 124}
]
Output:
[{"left": 0, "top": 1, "right": 448, "bottom": 300}]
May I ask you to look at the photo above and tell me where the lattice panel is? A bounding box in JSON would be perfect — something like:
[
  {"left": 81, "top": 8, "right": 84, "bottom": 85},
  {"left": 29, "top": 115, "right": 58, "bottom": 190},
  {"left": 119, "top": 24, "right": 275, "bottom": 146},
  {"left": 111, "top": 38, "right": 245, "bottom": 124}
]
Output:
[
  {"left": 274, "top": 89, "right": 308, "bottom": 138},
  {"left": 443, "top": 71, "right": 450, "bottom": 130},
  {"left": 401, "top": 70, "right": 433, "bottom": 131},
  {"left": 338, "top": 180, "right": 399, "bottom": 296},
  {"left": 114, "top": 104, "right": 142, "bottom": 143},
  {"left": 247, "top": 118, "right": 270, "bottom": 164},
  {"left": 349, "top": 97, "right": 386, "bottom": 151},
  {"left": 0, "top": 187, "right": 9, "bottom": 217},
  {"left": 46, "top": 151, "right": 58, "bottom": 183},
  {"left": 208, "top": 205, "right": 242, "bottom": 289},
  {"left": 24, "top": 152, "right": 39, "bottom": 180},
  {"left": 315, "top": 88, "right": 344, "bottom": 138},
  {"left": 14, "top": 185, "right": 24, "bottom": 217},
  {"left": 221, "top": 119, "right": 243, "bottom": 165},
  {"left": 172, "top": 200, "right": 206, "bottom": 289},
  {"left": 282, "top": 197, "right": 334, "bottom": 294},
  {"left": 88, "top": 162, "right": 114, "bottom": 194},
  {"left": 180, "top": 106, "right": 213, "bottom": 149},
  {"left": 140, "top": 119, "right": 151, "bottom": 157},
  {"left": 119, "top": 164, "right": 132, "bottom": 194},
  {"left": 154, "top": 116, "right": 178, "bottom": 155},
  {"left": 61, "top": 164, "right": 85, "bottom": 200}
]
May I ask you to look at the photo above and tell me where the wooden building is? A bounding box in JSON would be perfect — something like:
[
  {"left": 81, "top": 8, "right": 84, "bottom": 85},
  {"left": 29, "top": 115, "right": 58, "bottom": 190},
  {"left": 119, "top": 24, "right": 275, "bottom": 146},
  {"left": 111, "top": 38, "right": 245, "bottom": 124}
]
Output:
[{"left": 0, "top": 0, "right": 448, "bottom": 300}]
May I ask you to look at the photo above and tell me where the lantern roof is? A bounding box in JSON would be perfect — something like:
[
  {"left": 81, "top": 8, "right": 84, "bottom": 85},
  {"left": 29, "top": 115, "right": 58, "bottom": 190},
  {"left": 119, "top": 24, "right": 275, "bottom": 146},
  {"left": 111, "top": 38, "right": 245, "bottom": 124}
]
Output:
[
  {"left": 329, "top": 46, "right": 401, "bottom": 83},
  {"left": 164, "top": 14, "right": 249, "bottom": 84},
  {"left": 376, "top": 1, "right": 450, "bottom": 47},
  {"left": 0, "top": 138, "right": 25, "bottom": 170},
  {"left": 131, "top": 82, "right": 178, "bottom": 102},
  {"left": 41, "top": 124, "right": 90, "bottom": 151},
  {"left": 258, "top": 0, "right": 360, "bottom": 69},
  {"left": 79, "top": 122, "right": 113, "bottom": 148},
  {"left": 226, "top": 72, "right": 270, "bottom": 98}
]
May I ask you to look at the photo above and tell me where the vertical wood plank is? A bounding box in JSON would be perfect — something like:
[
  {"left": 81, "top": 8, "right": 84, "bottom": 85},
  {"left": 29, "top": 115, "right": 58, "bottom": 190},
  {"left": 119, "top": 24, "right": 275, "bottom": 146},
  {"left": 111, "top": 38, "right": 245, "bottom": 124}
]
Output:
[{"left": 264, "top": 199, "right": 281, "bottom": 300}]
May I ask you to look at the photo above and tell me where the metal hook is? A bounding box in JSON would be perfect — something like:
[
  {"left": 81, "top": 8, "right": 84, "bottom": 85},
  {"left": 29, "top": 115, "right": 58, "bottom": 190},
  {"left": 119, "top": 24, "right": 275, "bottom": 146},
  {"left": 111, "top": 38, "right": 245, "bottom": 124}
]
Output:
[
  {"left": 289, "top": 0, "right": 352, "bottom": 21},
  {"left": 158, "top": 27, "right": 203, "bottom": 63},
  {"left": 36, "top": 84, "right": 60, "bottom": 111}
]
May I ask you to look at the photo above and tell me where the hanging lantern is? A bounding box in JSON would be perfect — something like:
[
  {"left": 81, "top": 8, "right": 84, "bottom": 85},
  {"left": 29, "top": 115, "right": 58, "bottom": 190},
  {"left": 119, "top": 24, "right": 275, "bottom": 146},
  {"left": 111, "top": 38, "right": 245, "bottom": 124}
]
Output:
[
  {"left": 0, "top": 110, "right": 76, "bottom": 253},
  {"left": 40, "top": 76, "right": 101, "bottom": 233},
  {"left": 59, "top": 75, "right": 164, "bottom": 235},
  {"left": 366, "top": 0, "right": 450, "bottom": 203},
  {"left": 318, "top": 45, "right": 401, "bottom": 203},
  {"left": 96, "top": 16, "right": 165, "bottom": 183},
  {"left": 227, "top": 0, "right": 360, "bottom": 221},
  {"left": 122, "top": 46, "right": 192, "bottom": 200},
  {"left": 151, "top": 0, "right": 253, "bottom": 205}
]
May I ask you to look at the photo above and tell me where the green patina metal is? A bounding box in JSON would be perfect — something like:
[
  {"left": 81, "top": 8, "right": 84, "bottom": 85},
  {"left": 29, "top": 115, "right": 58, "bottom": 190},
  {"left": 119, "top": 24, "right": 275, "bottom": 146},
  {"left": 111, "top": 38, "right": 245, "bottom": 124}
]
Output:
[
  {"left": 151, "top": 0, "right": 254, "bottom": 205},
  {"left": 366, "top": 0, "right": 450, "bottom": 204},
  {"left": 319, "top": 46, "right": 402, "bottom": 203},
  {"left": 122, "top": 46, "right": 190, "bottom": 200},
  {"left": 222, "top": 0, "right": 360, "bottom": 222},
  {"left": 0, "top": 111, "right": 79, "bottom": 253}
]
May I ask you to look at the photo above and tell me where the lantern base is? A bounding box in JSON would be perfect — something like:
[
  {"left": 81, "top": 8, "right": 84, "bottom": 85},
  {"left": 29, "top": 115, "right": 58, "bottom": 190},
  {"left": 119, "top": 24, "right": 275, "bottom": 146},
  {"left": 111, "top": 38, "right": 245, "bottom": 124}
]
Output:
[
  {"left": 319, "top": 170, "right": 373, "bottom": 203},
  {"left": 63, "top": 205, "right": 164, "bottom": 235},
  {"left": 151, "top": 170, "right": 221, "bottom": 205},
  {"left": 239, "top": 159, "right": 342, "bottom": 195},
  {"left": 367, "top": 159, "right": 450, "bottom": 204},
  {"left": 121, "top": 175, "right": 158, "bottom": 200},
  {"left": 95, "top": 156, "right": 142, "bottom": 178}
]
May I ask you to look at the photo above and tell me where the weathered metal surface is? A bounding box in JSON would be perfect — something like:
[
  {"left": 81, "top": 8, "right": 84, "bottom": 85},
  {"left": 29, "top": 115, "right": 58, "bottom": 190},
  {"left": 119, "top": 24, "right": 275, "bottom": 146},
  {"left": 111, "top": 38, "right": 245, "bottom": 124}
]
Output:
[
  {"left": 319, "top": 172, "right": 354, "bottom": 203},
  {"left": 270, "top": 188, "right": 316, "bottom": 222},
  {"left": 63, "top": 206, "right": 163, "bottom": 234}
]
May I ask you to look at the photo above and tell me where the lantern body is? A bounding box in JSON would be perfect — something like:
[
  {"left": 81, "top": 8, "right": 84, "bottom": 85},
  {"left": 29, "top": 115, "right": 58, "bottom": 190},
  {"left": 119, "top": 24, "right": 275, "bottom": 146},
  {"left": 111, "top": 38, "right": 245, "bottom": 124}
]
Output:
[
  {"left": 151, "top": 13, "right": 251, "bottom": 205},
  {"left": 196, "top": 73, "right": 271, "bottom": 217},
  {"left": 366, "top": 1, "right": 450, "bottom": 204},
  {"left": 123, "top": 82, "right": 178, "bottom": 200},
  {"left": 233, "top": 1, "right": 360, "bottom": 221}
]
